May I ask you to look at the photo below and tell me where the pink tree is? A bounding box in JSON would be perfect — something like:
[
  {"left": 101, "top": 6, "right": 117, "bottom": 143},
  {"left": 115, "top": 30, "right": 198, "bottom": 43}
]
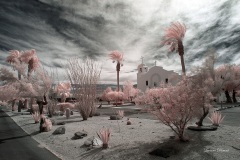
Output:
[
  {"left": 135, "top": 79, "right": 199, "bottom": 141},
  {"left": 214, "top": 64, "right": 239, "bottom": 103},
  {"left": 106, "top": 90, "right": 125, "bottom": 106},
  {"left": 161, "top": 22, "right": 187, "bottom": 76},
  {"left": 123, "top": 80, "right": 134, "bottom": 101},
  {"left": 55, "top": 82, "right": 71, "bottom": 102},
  {"left": 129, "top": 87, "right": 139, "bottom": 103},
  {"left": 108, "top": 51, "right": 123, "bottom": 92},
  {"left": 6, "top": 49, "right": 39, "bottom": 110},
  {"left": 3, "top": 49, "right": 52, "bottom": 132},
  {"left": 190, "top": 73, "right": 215, "bottom": 126},
  {"left": 224, "top": 65, "right": 240, "bottom": 103},
  {"left": 101, "top": 87, "right": 112, "bottom": 104}
]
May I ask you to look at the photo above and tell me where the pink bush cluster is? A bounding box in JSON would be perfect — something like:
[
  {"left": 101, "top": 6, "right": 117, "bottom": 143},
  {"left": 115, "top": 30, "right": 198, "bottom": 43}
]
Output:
[
  {"left": 135, "top": 78, "right": 213, "bottom": 141},
  {"left": 55, "top": 82, "right": 71, "bottom": 102}
]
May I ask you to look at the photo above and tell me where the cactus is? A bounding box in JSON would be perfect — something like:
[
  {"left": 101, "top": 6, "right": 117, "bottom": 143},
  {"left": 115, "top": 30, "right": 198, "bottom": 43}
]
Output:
[{"left": 66, "top": 108, "right": 70, "bottom": 119}]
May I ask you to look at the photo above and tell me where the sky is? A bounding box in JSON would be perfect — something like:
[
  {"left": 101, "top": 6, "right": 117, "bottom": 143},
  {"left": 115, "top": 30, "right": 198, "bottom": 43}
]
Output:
[{"left": 0, "top": 0, "right": 240, "bottom": 85}]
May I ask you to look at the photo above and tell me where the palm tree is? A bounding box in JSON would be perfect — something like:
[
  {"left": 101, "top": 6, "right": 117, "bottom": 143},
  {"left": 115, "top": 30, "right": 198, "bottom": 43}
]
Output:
[
  {"left": 108, "top": 51, "right": 123, "bottom": 92},
  {"left": 6, "top": 49, "right": 39, "bottom": 111},
  {"left": 161, "top": 22, "right": 187, "bottom": 75},
  {"left": 6, "top": 49, "right": 39, "bottom": 79}
]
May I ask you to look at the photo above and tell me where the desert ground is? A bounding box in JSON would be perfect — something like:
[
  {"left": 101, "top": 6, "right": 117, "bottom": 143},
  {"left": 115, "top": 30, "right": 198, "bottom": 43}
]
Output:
[{"left": 1, "top": 103, "right": 240, "bottom": 160}]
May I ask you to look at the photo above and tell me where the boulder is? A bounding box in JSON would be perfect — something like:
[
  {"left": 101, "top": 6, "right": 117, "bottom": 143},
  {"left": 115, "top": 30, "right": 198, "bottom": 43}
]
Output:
[
  {"left": 56, "top": 121, "right": 66, "bottom": 125},
  {"left": 72, "top": 131, "right": 88, "bottom": 140},
  {"left": 84, "top": 136, "right": 103, "bottom": 147},
  {"left": 52, "top": 126, "right": 66, "bottom": 135},
  {"left": 109, "top": 115, "right": 122, "bottom": 120},
  {"left": 94, "top": 112, "right": 100, "bottom": 116}
]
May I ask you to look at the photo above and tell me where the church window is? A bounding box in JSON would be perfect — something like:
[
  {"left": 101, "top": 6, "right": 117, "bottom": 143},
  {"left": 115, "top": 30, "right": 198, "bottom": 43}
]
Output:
[
  {"left": 146, "top": 81, "right": 148, "bottom": 86},
  {"left": 140, "top": 68, "right": 142, "bottom": 72},
  {"left": 165, "top": 78, "right": 168, "bottom": 83}
]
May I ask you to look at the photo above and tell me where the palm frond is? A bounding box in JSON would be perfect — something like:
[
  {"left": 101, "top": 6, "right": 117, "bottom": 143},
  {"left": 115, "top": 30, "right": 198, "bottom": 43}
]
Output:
[{"left": 108, "top": 50, "right": 123, "bottom": 63}]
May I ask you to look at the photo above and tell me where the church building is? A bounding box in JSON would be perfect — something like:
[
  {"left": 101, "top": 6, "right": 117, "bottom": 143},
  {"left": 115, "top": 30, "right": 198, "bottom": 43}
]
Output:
[{"left": 137, "top": 58, "right": 181, "bottom": 92}]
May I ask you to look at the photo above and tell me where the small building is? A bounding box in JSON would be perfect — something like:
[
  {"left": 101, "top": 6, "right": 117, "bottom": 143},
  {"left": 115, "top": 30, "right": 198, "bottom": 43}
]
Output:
[{"left": 137, "top": 60, "right": 181, "bottom": 92}]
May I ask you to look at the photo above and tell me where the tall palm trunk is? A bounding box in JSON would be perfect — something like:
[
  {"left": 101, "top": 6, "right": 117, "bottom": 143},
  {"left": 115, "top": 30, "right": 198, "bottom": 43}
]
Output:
[
  {"left": 178, "top": 41, "right": 186, "bottom": 76},
  {"left": 116, "top": 63, "right": 120, "bottom": 106},
  {"left": 116, "top": 63, "right": 120, "bottom": 92}
]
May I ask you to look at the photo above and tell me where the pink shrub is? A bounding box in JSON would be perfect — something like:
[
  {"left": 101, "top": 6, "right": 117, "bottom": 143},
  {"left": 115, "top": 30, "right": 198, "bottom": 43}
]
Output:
[
  {"left": 42, "top": 117, "right": 52, "bottom": 132},
  {"left": 135, "top": 80, "right": 198, "bottom": 141},
  {"left": 116, "top": 110, "right": 124, "bottom": 118},
  {"left": 208, "top": 111, "right": 224, "bottom": 126},
  {"left": 32, "top": 112, "right": 40, "bottom": 123},
  {"left": 57, "top": 102, "right": 75, "bottom": 112},
  {"left": 97, "top": 128, "right": 111, "bottom": 149},
  {"left": 106, "top": 91, "right": 124, "bottom": 104}
]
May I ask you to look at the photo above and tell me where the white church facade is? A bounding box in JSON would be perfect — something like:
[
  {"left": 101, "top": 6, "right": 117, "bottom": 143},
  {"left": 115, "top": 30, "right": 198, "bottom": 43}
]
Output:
[{"left": 137, "top": 61, "right": 181, "bottom": 92}]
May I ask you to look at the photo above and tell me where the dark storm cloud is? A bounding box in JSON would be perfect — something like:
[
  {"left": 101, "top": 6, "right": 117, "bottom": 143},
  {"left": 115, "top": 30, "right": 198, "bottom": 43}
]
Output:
[
  {"left": 0, "top": 0, "right": 239, "bottom": 83},
  {"left": 185, "top": 0, "right": 240, "bottom": 65}
]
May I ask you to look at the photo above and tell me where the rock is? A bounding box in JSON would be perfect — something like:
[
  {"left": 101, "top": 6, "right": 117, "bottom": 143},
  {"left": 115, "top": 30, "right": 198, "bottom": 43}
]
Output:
[
  {"left": 94, "top": 112, "right": 100, "bottom": 116},
  {"left": 109, "top": 115, "right": 122, "bottom": 120},
  {"left": 70, "top": 110, "right": 74, "bottom": 115},
  {"left": 52, "top": 126, "right": 66, "bottom": 135},
  {"left": 187, "top": 125, "right": 218, "bottom": 131},
  {"left": 72, "top": 131, "right": 88, "bottom": 140},
  {"left": 127, "top": 118, "right": 132, "bottom": 125},
  {"left": 127, "top": 120, "right": 132, "bottom": 125},
  {"left": 84, "top": 137, "right": 103, "bottom": 147},
  {"left": 50, "top": 119, "right": 56, "bottom": 125},
  {"left": 56, "top": 121, "right": 65, "bottom": 125}
]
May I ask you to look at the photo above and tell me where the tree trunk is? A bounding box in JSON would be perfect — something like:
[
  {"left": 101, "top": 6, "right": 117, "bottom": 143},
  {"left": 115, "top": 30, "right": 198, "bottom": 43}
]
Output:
[
  {"left": 178, "top": 41, "right": 186, "bottom": 76},
  {"left": 29, "top": 98, "right": 34, "bottom": 114},
  {"left": 196, "top": 109, "right": 209, "bottom": 126},
  {"left": 178, "top": 133, "right": 185, "bottom": 142},
  {"left": 11, "top": 99, "right": 16, "bottom": 111},
  {"left": 23, "top": 99, "right": 28, "bottom": 109},
  {"left": 18, "top": 71, "right": 21, "bottom": 80},
  {"left": 38, "top": 95, "right": 48, "bottom": 132},
  {"left": 225, "top": 90, "right": 232, "bottom": 103},
  {"left": 18, "top": 100, "right": 23, "bottom": 112},
  {"left": 232, "top": 90, "right": 237, "bottom": 103}
]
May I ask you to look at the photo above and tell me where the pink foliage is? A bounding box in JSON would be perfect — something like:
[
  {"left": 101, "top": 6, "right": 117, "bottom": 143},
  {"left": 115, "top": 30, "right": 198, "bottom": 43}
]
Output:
[
  {"left": 208, "top": 111, "right": 224, "bottom": 126},
  {"left": 135, "top": 79, "right": 200, "bottom": 141},
  {"left": 101, "top": 87, "right": 112, "bottom": 102},
  {"left": 108, "top": 50, "right": 123, "bottom": 63},
  {"left": 32, "top": 112, "right": 40, "bottom": 123},
  {"left": 42, "top": 117, "right": 52, "bottom": 132},
  {"left": 20, "top": 49, "right": 36, "bottom": 63},
  {"left": 57, "top": 102, "right": 75, "bottom": 112},
  {"left": 28, "top": 56, "right": 39, "bottom": 73},
  {"left": 161, "top": 22, "right": 186, "bottom": 52},
  {"left": 116, "top": 110, "right": 124, "bottom": 118},
  {"left": 7, "top": 49, "right": 39, "bottom": 74},
  {"left": 55, "top": 82, "right": 71, "bottom": 102},
  {"left": 6, "top": 50, "right": 21, "bottom": 64},
  {"left": 97, "top": 127, "right": 111, "bottom": 149},
  {"left": 106, "top": 91, "right": 124, "bottom": 102}
]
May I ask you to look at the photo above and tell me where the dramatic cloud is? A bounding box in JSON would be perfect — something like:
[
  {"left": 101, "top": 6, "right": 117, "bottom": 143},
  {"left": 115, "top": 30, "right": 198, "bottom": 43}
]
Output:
[{"left": 0, "top": 0, "right": 239, "bottom": 84}]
